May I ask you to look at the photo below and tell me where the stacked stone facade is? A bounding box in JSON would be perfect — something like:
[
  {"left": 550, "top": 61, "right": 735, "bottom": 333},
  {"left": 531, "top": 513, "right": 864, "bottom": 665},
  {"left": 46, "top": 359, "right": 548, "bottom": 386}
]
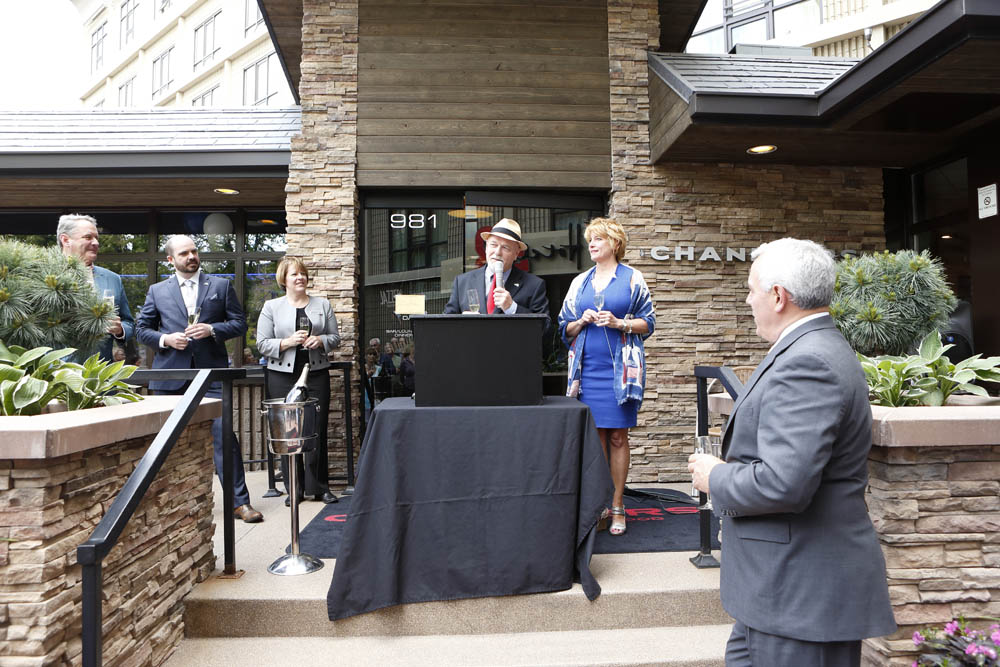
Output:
[
  {"left": 0, "top": 421, "right": 215, "bottom": 666},
  {"left": 285, "top": 0, "right": 361, "bottom": 479},
  {"left": 864, "top": 438, "right": 1000, "bottom": 665},
  {"left": 606, "top": 0, "right": 886, "bottom": 481}
]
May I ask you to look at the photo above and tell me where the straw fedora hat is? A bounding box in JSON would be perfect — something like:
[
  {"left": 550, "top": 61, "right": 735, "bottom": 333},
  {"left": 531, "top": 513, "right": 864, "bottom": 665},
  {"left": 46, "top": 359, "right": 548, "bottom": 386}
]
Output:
[{"left": 480, "top": 218, "right": 527, "bottom": 252}]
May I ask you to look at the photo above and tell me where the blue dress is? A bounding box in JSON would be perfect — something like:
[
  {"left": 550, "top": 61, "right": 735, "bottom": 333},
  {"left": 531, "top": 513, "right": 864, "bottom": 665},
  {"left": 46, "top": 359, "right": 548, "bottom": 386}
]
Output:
[{"left": 578, "top": 264, "right": 639, "bottom": 428}]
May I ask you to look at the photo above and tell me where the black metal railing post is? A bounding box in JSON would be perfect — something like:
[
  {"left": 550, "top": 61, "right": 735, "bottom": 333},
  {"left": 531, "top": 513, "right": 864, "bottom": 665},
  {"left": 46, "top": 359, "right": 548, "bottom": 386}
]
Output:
[
  {"left": 78, "top": 367, "right": 244, "bottom": 667},
  {"left": 221, "top": 376, "right": 236, "bottom": 575},
  {"left": 690, "top": 365, "right": 744, "bottom": 569}
]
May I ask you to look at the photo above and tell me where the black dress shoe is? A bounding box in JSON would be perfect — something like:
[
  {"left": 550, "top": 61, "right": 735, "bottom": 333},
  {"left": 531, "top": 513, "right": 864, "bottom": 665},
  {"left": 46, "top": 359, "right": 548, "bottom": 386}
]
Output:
[
  {"left": 284, "top": 496, "right": 304, "bottom": 507},
  {"left": 318, "top": 491, "right": 338, "bottom": 504}
]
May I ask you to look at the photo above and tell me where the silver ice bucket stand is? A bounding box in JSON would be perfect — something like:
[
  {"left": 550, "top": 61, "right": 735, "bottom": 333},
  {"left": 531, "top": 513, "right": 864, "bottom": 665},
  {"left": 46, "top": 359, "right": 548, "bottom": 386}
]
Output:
[{"left": 260, "top": 397, "right": 324, "bottom": 575}]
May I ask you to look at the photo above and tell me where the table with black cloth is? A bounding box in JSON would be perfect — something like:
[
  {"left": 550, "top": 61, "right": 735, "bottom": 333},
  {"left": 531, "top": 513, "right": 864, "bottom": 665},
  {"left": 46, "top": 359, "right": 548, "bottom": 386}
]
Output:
[{"left": 327, "top": 396, "right": 614, "bottom": 620}]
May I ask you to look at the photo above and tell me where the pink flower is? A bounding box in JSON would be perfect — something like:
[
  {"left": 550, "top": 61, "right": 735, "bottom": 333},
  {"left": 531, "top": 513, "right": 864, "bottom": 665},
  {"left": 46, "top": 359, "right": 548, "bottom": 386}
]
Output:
[
  {"left": 945, "top": 620, "right": 960, "bottom": 635},
  {"left": 986, "top": 647, "right": 998, "bottom": 660},
  {"left": 992, "top": 629, "right": 1000, "bottom": 646},
  {"left": 912, "top": 631, "right": 925, "bottom": 646},
  {"left": 965, "top": 643, "right": 979, "bottom": 656}
]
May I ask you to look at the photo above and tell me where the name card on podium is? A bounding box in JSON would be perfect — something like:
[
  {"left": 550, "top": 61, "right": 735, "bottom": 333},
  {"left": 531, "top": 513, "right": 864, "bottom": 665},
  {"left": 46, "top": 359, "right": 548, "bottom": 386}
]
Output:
[{"left": 410, "top": 314, "right": 547, "bottom": 407}]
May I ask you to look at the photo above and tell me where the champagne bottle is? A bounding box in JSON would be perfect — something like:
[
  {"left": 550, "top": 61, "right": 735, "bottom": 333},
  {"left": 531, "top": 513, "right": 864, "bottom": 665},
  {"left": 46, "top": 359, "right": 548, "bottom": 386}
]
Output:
[{"left": 283, "top": 363, "right": 311, "bottom": 403}]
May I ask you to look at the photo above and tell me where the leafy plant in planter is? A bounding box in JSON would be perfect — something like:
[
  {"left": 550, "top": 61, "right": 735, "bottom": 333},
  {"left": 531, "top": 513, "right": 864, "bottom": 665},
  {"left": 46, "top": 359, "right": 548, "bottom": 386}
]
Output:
[
  {"left": 858, "top": 331, "right": 1000, "bottom": 407},
  {"left": 0, "top": 239, "right": 112, "bottom": 353},
  {"left": 831, "top": 249, "right": 957, "bottom": 356},
  {"left": 0, "top": 340, "right": 141, "bottom": 415}
]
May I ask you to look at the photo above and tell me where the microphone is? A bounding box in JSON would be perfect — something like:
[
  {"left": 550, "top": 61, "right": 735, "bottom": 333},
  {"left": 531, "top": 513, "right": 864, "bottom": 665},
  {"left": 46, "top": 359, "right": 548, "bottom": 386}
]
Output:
[{"left": 491, "top": 260, "right": 505, "bottom": 290}]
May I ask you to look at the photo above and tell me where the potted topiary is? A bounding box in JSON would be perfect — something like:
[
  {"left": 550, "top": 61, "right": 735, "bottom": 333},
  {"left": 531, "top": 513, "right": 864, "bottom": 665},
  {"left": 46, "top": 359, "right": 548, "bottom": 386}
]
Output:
[
  {"left": 0, "top": 239, "right": 112, "bottom": 352},
  {"left": 830, "top": 249, "right": 957, "bottom": 357}
]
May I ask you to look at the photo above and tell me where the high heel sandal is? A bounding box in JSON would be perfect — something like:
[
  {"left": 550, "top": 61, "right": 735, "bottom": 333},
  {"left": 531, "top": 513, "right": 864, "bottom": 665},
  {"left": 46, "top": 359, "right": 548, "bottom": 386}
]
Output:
[
  {"left": 597, "top": 507, "right": 610, "bottom": 532},
  {"left": 609, "top": 505, "right": 627, "bottom": 536}
]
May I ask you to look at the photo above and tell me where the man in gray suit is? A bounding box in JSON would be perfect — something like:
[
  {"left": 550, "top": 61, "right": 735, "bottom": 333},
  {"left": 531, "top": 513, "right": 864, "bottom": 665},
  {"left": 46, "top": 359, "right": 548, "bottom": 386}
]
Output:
[{"left": 688, "top": 238, "right": 895, "bottom": 666}]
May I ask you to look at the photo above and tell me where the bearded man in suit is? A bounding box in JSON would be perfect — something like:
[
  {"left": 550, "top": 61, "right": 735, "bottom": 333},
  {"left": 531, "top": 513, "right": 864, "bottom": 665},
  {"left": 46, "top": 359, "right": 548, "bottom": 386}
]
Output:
[
  {"left": 443, "top": 218, "right": 549, "bottom": 328},
  {"left": 136, "top": 234, "right": 261, "bottom": 523},
  {"left": 688, "top": 238, "right": 895, "bottom": 666}
]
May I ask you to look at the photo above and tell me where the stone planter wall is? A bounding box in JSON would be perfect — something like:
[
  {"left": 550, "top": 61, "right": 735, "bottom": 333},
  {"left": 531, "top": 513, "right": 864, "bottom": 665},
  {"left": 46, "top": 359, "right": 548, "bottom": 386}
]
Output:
[
  {"left": 0, "top": 398, "right": 219, "bottom": 666},
  {"left": 861, "top": 403, "right": 1000, "bottom": 666}
]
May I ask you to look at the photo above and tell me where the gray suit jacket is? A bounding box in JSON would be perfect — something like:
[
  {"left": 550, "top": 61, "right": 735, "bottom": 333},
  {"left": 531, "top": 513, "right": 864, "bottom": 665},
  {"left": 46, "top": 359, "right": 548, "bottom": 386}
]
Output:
[
  {"left": 709, "top": 314, "right": 896, "bottom": 643},
  {"left": 256, "top": 295, "right": 341, "bottom": 373}
]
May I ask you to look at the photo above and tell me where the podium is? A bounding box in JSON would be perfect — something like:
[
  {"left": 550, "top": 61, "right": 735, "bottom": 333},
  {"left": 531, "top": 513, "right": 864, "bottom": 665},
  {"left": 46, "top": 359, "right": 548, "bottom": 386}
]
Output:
[{"left": 410, "top": 314, "right": 547, "bottom": 407}]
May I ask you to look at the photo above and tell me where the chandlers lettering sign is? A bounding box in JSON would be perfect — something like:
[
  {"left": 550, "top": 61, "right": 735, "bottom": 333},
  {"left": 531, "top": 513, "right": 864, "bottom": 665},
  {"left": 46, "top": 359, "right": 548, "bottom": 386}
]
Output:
[{"left": 637, "top": 246, "right": 753, "bottom": 262}]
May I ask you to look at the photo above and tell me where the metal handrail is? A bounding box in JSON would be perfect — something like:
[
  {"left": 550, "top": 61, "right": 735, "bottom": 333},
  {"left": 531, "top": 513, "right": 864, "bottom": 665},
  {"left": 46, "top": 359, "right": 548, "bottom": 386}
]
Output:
[
  {"left": 690, "top": 365, "right": 745, "bottom": 569},
  {"left": 77, "top": 367, "right": 246, "bottom": 667}
]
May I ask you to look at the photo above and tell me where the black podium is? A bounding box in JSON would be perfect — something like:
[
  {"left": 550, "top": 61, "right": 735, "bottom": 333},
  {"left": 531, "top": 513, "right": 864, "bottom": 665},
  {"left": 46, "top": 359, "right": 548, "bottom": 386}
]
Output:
[{"left": 410, "top": 314, "right": 547, "bottom": 407}]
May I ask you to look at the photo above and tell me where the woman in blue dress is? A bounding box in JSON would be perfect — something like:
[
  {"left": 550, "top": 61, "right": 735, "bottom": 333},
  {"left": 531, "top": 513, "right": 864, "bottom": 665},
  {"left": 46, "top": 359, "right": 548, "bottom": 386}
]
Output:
[{"left": 558, "top": 218, "right": 655, "bottom": 535}]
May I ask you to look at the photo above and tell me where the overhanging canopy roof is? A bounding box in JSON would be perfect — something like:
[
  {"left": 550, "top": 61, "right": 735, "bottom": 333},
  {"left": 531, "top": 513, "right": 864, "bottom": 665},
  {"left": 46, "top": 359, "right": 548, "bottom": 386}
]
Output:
[
  {"left": 649, "top": 0, "right": 1000, "bottom": 167},
  {"left": 0, "top": 109, "right": 299, "bottom": 208}
]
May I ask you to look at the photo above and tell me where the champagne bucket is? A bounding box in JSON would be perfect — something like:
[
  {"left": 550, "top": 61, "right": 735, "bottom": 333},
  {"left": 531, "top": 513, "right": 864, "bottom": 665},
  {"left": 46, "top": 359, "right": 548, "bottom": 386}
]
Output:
[{"left": 260, "top": 398, "right": 320, "bottom": 455}]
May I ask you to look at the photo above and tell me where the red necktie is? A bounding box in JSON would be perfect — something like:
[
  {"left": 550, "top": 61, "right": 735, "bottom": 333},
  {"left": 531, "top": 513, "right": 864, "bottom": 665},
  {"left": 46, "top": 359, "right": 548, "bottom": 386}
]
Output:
[{"left": 486, "top": 274, "right": 496, "bottom": 314}]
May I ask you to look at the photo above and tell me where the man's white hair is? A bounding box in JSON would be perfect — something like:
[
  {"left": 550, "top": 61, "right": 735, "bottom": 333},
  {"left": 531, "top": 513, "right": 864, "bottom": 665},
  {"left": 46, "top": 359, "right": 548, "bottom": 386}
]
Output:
[
  {"left": 751, "top": 238, "right": 835, "bottom": 310},
  {"left": 56, "top": 213, "right": 97, "bottom": 249}
]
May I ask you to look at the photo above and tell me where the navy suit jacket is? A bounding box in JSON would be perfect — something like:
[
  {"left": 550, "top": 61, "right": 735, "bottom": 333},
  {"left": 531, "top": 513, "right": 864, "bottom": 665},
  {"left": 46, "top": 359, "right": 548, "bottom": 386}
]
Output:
[
  {"left": 443, "top": 265, "right": 549, "bottom": 330},
  {"left": 135, "top": 272, "right": 247, "bottom": 392}
]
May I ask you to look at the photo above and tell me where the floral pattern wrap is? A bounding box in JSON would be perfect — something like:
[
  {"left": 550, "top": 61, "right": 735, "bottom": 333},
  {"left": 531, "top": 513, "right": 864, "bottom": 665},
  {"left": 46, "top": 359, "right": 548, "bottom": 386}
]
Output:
[{"left": 557, "top": 264, "right": 655, "bottom": 407}]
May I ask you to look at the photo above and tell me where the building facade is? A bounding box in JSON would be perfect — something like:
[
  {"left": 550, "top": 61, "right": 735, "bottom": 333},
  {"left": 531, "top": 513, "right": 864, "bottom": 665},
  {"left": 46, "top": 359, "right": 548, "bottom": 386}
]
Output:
[
  {"left": 73, "top": 0, "right": 294, "bottom": 108},
  {"left": 687, "top": 0, "right": 937, "bottom": 58}
]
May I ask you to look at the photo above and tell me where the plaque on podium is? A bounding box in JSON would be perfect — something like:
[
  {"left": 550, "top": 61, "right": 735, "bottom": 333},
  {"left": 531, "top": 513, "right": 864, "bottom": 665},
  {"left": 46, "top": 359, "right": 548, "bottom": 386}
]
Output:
[{"left": 410, "top": 314, "right": 547, "bottom": 407}]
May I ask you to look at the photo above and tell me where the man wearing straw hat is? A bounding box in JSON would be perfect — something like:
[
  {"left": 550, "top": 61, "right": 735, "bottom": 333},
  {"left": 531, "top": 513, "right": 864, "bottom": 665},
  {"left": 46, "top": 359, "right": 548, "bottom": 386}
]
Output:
[{"left": 443, "top": 218, "right": 549, "bottom": 325}]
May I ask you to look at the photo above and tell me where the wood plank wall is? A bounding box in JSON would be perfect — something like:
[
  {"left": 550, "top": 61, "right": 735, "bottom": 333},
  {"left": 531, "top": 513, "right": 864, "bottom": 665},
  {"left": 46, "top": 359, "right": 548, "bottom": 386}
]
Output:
[{"left": 357, "top": 0, "right": 612, "bottom": 189}]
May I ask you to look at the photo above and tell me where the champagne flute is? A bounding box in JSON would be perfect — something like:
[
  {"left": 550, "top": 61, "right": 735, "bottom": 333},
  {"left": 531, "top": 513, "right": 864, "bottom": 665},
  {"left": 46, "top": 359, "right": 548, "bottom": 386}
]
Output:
[
  {"left": 296, "top": 313, "right": 312, "bottom": 347},
  {"left": 186, "top": 306, "right": 201, "bottom": 341},
  {"left": 102, "top": 289, "right": 116, "bottom": 313},
  {"left": 593, "top": 290, "right": 605, "bottom": 312},
  {"left": 692, "top": 435, "right": 711, "bottom": 505},
  {"left": 466, "top": 289, "right": 480, "bottom": 314}
]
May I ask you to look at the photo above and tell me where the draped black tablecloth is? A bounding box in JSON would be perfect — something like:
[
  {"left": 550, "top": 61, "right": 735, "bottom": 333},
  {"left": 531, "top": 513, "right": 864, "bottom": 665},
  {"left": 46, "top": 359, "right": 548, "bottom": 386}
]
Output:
[{"left": 327, "top": 396, "right": 613, "bottom": 620}]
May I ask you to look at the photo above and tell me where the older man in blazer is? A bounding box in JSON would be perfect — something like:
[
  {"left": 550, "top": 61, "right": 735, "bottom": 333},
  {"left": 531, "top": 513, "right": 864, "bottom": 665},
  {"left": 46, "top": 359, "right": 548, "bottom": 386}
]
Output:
[
  {"left": 136, "top": 235, "right": 261, "bottom": 523},
  {"left": 56, "top": 214, "right": 134, "bottom": 362},
  {"left": 689, "top": 238, "right": 895, "bottom": 666},
  {"left": 443, "top": 218, "right": 549, "bottom": 329}
]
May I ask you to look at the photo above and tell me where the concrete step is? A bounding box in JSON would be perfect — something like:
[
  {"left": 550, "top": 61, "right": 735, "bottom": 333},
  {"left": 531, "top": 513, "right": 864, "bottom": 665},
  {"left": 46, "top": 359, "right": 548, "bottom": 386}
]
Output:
[
  {"left": 165, "top": 625, "right": 731, "bottom": 667},
  {"left": 183, "top": 551, "right": 729, "bottom": 638}
]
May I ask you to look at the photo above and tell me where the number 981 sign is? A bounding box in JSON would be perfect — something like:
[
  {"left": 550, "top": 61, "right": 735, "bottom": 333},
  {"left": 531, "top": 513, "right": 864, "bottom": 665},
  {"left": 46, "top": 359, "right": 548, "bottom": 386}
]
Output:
[{"left": 390, "top": 213, "right": 437, "bottom": 229}]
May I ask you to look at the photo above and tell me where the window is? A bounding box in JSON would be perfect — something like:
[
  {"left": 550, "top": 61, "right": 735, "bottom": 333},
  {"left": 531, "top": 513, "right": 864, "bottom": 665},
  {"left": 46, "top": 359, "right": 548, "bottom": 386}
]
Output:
[
  {"left": 686, "top": 0, "right": 824, "bottom": 54},
  {"left": 192, "top": 85, "right": 218, "bottom": 107},
  {"left": 730, "top": 17, "right": 768, "bottom": 46},
  {"left": 152, "top": 47, "right": 173, "bottom": 98},
  {"left": 118, "top": 76, "right": 135, "bottom": 107},
  {"left": 120, "top": 0, "right": 138, "bottom": 47},
  {"left": 91, "top": 23, "right": 106, "bottom": 73},
  {"left": 686, "top": 28, "right": 726, "bottom": 53},
  {"left": 773, "top": 0, "right": 821, "bottom": 41},
  {"left": 245, "top": 0, "right": 265, "bottom": 33},
  {"left": 194, "top": 12, "right": 220, "bottom": 70},
  {"left": 243, "top": 53, "right": 279, "bottom": 106}
]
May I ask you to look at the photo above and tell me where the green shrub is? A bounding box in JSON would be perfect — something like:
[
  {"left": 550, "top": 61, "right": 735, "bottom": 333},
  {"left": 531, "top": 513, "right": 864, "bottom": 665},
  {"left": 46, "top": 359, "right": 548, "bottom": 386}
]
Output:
[
  {"left": 0, "top": 239, "right": 112, "bottom": 354},
  {"left": 831, "top": 249, "right": 957, "bottom": 356},
  {"left": 0, "top": 340, "right": 142, "bottom": 415},
  {"left": 858, "top": 331, "right": 1000, "bottom": 407}
]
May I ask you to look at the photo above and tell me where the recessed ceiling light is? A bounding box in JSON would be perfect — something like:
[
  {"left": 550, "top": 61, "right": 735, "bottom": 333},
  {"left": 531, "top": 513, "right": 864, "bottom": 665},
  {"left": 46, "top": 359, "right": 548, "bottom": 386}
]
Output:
[
  {"left": 214, "top": 188, "right": 240, "bottom": 195},
  {"left": 447, "top": 209, "right": 493, "bottom": 219},
  {"left": 747, "top": 145, "right": 777, "bottom": 155},
  {"left": 940, "top": 234, "right": 952, "bottom": 239},
  {"left": 259, "top": 219, "right": 277, "bottom": 225}
]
